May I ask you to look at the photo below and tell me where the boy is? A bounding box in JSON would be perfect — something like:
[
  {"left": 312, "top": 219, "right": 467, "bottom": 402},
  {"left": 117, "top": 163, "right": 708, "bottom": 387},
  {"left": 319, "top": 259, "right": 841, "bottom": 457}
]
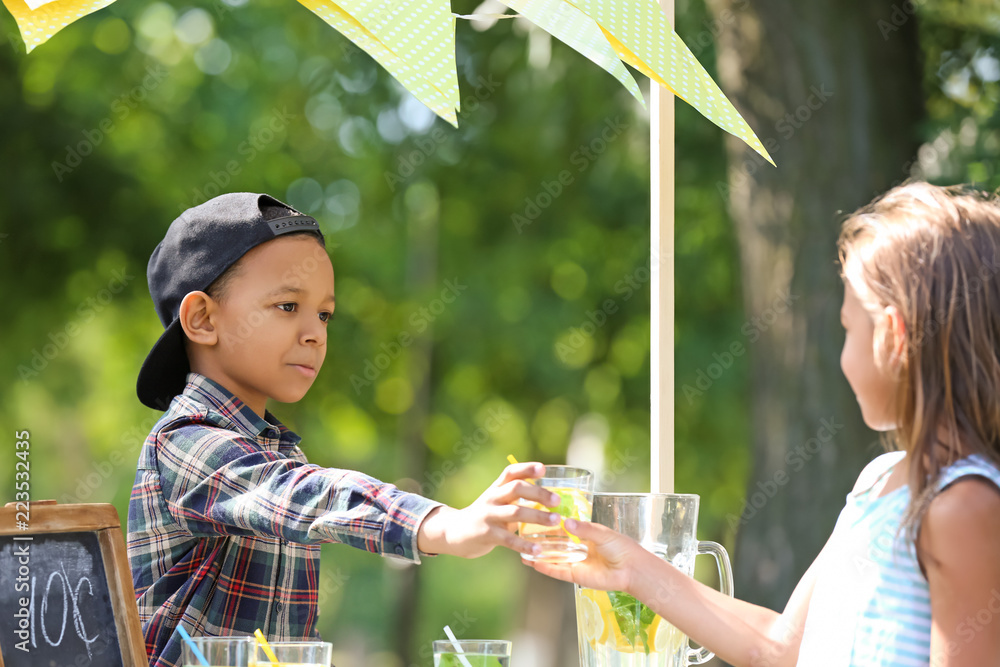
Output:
[{"left": 127, "top": 193, "right": 560, "bottom": 667}]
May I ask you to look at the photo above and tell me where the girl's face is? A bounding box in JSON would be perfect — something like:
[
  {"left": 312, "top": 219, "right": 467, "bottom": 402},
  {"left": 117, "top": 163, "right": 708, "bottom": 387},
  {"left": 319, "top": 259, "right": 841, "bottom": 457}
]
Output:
[{"left": 840, "top": 278, "right": 899, "bottom": 431}]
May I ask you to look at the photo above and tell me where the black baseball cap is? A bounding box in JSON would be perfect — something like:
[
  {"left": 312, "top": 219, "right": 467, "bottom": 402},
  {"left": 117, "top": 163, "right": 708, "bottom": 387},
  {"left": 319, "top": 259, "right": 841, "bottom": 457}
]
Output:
[{"left": 137, "top": 193, "right": 325, "bottom": 410}]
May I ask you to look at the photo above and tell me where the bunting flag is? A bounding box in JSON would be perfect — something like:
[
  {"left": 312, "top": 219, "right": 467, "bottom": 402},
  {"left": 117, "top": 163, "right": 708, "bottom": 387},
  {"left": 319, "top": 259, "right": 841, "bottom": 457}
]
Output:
[
  {"left": 0, "top": 0, "right": 773, "bottom": 164},
  {"left": 298, "top": 0, "right": 461, "bottom": 125},
  {"left": 498, "top": 0, "right": 645, "bottom": 106},
  {"left": 517, "top": 0, "right": 773, "bottom": 164},
  {"left": 3, "top": 0, "right": 116, "bottom": 52}
]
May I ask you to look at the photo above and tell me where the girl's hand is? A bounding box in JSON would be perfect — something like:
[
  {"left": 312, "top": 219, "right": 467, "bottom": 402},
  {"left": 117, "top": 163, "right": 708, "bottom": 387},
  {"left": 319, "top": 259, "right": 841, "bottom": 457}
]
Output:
[
  {"left": 522, "top": 518, "right": 642, "bottom": 595},
  {"left": 416, "top": 462, "right": 562, "bottom": 559}
]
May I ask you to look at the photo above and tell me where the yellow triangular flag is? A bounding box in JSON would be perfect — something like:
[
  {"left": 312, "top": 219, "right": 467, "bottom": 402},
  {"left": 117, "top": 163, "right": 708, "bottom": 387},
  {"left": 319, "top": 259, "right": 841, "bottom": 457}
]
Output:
[
  {"left": 496, "top": 0, "right": 643, "bottom": 105},
  {"left": 298, "top": 0, "right": 459, "bottom": 125},
  {"left": 2, "top": 0, "right": 116, "bottom": 52},
  {"left": 565, "top": 0, "right": 774, "bottom": 165},
  {"left": 338, "top": 0, "right": 460, "bottom": 114}
]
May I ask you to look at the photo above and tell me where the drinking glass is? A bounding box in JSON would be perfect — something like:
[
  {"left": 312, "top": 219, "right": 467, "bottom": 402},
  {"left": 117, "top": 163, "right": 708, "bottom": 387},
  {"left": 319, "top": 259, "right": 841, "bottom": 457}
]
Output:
[
  {"left": 518, "top": 465, "right": 594, "bottom": 563},
  {"left": 432, "top": 640, "right": 511, "bottom": 667},
  {"left": 252, "top": 640, "right": 333, "bottom": 667},
  {"left": 180, "top": 635, "right": 255, "bottom": 667}
]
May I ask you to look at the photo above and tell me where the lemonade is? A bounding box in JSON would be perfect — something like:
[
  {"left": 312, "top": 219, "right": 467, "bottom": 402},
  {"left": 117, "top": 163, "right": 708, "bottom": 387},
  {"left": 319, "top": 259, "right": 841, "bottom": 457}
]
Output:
[
  {"left": 431, "top": 640, "right": 511, "bottom": 667},
  {"left": 433, "top": 654, "right": 509, "bottom": 667},
  {"left": 520, "top": 483, "right": 593, "bottom": 563},
  {"left": 576, "top": 587, "right": 685, "bottom": 666}
]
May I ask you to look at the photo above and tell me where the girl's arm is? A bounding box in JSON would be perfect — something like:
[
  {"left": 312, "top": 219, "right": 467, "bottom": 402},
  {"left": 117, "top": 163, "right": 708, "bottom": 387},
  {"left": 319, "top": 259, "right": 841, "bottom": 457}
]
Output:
[
  {"left": 527, "top": 518, "right": 833, "bottom": 667},
  {"left": 920, "top": 477, "right": 1000, "bottom": 664}
]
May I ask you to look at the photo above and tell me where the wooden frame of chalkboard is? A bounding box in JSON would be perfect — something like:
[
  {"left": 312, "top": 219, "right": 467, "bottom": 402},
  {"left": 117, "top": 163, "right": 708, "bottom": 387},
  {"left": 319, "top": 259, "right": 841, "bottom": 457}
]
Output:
[{"left": 0, "top": 501, "right": 148, "bottom": 667}]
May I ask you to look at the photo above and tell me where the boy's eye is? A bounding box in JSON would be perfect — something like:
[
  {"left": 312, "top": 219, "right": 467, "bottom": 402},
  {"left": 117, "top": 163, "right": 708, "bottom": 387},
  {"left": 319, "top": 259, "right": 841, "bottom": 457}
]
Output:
[
  {"left": 319, "top": 311, "right": 333, "bottom": 323},
  {"left": 277, "top": 303, "right": 296, "bottom": 312}
]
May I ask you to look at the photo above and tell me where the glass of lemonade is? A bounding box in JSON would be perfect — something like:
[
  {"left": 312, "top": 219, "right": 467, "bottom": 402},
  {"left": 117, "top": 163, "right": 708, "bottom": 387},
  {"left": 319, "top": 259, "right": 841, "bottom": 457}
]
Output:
[
  {"left": 432, "top": 640, "right": 511, "bottom": 667},
  {"left": 518, "top": 465, "right": 594, "bottom": 563},
  {"left": 180, "top": 635, "right": 255, "bottom": 667},
  {"left": 251, "top": 641, "right": 333, "bottom": 666}
]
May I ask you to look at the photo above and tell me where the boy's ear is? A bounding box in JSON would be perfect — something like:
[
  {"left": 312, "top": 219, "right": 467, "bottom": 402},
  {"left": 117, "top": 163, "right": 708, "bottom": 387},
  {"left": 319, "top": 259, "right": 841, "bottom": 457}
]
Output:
[{"left": 179, "top": 291, "right": 218, "bottom": 346}]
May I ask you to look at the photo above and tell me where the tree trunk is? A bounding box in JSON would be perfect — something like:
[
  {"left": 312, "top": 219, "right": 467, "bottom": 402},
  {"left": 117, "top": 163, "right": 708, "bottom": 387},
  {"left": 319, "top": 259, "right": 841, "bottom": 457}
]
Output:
[{"left": 705, "top": 0, "right": 925, "bottom": 612}]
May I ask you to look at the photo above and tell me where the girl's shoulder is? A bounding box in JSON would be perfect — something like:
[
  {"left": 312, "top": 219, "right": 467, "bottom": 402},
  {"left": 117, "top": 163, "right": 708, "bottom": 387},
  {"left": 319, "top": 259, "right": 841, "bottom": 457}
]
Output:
[
  {"left": 935, "top": 453, "right": 1000, "bottom": 493},
  {"left": 919, "top": 455, "right": 1000, "bottom": 578}
]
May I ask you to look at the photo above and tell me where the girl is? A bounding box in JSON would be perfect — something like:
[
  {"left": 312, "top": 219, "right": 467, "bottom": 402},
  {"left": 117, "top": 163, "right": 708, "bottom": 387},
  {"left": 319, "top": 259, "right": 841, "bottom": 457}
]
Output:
[{"left": 527, "top": 182, "right": 1000, "bottom": 665}]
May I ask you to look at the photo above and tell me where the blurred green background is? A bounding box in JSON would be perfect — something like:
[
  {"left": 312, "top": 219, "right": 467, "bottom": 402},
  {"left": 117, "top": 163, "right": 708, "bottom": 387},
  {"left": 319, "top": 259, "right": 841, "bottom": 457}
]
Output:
[{"left": 0, "top": 0, "right": 997, "bottom": 664}]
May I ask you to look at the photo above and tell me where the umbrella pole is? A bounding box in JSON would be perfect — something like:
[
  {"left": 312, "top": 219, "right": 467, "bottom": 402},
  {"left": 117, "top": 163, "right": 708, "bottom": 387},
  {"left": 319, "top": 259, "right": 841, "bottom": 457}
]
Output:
[{"left": 650, "top": 0, "right": 675, "bottom": 494}]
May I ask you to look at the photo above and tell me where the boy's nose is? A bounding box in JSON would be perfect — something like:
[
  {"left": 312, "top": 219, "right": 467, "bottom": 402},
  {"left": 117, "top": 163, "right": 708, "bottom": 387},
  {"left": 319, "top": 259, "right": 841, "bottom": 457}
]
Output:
[{"left": 301, "top": 318, "right": 327, "bottom": 345}]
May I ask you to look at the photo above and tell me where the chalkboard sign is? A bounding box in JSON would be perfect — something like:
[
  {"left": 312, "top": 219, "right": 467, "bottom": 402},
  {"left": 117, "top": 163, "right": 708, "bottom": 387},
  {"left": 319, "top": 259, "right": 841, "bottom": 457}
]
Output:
[{"left": 0, "top": 501, "right": 147, "bottom": 667}]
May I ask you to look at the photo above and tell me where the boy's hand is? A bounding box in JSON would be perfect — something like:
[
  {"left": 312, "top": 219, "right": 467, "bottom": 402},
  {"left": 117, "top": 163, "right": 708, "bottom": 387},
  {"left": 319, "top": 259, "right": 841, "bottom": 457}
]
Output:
[{"left": 416, "top": 462, "right": 562, "bottom": 559}]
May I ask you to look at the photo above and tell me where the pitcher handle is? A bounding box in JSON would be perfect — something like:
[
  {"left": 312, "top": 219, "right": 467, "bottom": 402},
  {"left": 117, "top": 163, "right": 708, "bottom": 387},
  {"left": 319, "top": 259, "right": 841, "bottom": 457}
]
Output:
[{"left": 687, "top": 540, "right": 734, "bottom": 665}]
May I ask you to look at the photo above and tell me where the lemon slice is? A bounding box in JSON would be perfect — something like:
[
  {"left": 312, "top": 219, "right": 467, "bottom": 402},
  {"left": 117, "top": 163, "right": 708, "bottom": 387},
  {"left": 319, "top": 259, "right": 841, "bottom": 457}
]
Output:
[
  {"left": 647, "top": 614, "right": 682, "bottom": 654},
  {"left": 578, "top": 594, "right": 606, "bottom": 648},
  {"left": 580, "top": 588, "right": 625, "bottom": 650}
]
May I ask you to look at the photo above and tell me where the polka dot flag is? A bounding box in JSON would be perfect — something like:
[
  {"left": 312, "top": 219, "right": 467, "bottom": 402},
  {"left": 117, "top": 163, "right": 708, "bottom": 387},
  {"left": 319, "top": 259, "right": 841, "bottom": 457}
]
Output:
[
  {"left": 298, "top": 0, "right": 459, "bottom": 125},
  {"left": 564, "top": 0, "right": 773, "bottom": 164},
  {"left": 500, "top": 0, "right": 644, "bottom": 106},
  {"left": 3, "top": 0, "right": 116, "bottom": 53},
  {"left": 1, "top": 0, "right": 772, "bottom": 163}
]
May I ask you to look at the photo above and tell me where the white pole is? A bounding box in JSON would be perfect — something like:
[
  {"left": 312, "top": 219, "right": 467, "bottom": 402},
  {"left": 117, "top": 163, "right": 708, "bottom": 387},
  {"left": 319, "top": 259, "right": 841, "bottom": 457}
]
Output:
[{"left": 650, "top": 0, "right": 675, "bottom": 494}]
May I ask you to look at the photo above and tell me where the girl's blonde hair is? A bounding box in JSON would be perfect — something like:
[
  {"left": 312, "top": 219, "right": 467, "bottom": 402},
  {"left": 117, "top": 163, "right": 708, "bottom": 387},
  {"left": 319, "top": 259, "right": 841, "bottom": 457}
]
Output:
[{"left": 838, "top": 181, "right": 1000, "bottom": 537}]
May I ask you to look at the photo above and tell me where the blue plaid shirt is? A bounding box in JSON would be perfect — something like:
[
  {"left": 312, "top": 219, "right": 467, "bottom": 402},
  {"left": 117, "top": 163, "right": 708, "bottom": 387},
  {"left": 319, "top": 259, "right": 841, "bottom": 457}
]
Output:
[{"left": 127, "top": 373, "right": 441, "bottom": 667}]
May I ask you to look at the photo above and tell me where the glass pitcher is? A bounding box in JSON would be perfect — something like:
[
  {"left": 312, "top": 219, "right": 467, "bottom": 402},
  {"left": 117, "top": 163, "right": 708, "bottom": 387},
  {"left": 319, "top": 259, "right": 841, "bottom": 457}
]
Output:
[{"left": 575, "top": 493, "right": 733, "bottom": 666}]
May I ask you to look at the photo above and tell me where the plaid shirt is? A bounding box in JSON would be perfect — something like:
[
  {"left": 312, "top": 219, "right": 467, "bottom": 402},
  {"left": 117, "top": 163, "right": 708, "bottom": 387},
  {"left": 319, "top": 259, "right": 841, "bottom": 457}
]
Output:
[{"left": 127, "top": 373, "right": 441, "bottom": 667}]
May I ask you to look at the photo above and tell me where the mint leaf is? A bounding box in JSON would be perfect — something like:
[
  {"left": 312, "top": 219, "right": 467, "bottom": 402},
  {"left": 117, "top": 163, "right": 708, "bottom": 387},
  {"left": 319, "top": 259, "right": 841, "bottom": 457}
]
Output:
[{"left": 607, "top": 591, "right": 655, "bottom": 654}]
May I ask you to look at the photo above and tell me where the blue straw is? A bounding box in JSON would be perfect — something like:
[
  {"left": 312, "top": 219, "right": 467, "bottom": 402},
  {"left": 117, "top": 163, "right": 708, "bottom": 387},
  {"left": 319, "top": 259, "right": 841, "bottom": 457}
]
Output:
[{"left": 176, "top": 626, "right": 209, "bottom": 667}]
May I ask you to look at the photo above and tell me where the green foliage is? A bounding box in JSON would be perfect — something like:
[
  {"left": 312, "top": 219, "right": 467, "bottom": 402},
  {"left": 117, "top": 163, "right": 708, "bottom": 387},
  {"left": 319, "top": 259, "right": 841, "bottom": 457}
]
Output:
[{"left": 918, "top": 6, "right": 1000, "bottom": 190}]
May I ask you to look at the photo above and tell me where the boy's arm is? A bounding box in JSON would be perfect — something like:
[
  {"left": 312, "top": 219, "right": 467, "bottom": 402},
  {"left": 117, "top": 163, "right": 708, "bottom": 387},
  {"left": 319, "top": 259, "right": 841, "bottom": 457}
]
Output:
[{"left": 156, "top": 423, "right": 440, "bottom": 561}]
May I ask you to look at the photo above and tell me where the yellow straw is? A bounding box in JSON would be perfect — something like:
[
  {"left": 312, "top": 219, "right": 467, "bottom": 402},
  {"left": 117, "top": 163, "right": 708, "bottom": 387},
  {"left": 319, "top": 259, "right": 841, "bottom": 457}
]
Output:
[
  {"left": 507, "top": 454, "right": 581, "bottom": 545},
  {"left": 254, "top": 629, "right": 282, "bottom": 666}
]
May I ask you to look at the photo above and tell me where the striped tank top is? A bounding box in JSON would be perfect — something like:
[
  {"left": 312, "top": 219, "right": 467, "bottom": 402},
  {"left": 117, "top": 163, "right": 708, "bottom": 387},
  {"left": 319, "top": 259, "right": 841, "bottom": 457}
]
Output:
[{"left": 796, "top": 451, "right": 1000, "bottom": 666}]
